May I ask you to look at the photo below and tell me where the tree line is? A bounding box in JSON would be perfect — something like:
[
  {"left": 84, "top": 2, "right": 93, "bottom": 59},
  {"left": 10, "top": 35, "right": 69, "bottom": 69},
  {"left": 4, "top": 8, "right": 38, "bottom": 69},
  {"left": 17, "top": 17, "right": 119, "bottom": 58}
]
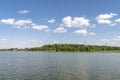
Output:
[
  {"left": 0, "top": 44, "right": 120, "bottom": 52},
  {"left": 24, "top": 44, "right": 120, "bottom": 52}
]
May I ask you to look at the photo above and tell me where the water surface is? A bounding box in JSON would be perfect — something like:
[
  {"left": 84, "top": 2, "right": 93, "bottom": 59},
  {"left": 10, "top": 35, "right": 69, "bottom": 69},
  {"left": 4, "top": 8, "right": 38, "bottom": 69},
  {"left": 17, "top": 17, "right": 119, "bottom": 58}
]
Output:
[{"left": 0, "top": 52, "right": 120, "bottom": 80}]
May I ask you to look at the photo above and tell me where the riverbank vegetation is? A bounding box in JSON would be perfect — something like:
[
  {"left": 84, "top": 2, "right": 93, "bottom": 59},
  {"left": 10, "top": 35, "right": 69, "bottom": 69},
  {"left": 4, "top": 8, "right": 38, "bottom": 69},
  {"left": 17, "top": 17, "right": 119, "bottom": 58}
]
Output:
[
  {"left": 27, "top": 44, "right": 120, "bottom": 52},
  {"left": 1, "top": 44, "right": 120, "bottom": 52}
]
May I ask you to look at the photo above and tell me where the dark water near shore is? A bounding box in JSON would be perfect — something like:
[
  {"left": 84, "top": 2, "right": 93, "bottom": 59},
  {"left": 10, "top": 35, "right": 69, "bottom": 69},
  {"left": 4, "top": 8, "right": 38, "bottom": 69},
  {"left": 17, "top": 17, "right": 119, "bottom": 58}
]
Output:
[{"left": 0, "top": 52, "right": 120, "bottom": 80}]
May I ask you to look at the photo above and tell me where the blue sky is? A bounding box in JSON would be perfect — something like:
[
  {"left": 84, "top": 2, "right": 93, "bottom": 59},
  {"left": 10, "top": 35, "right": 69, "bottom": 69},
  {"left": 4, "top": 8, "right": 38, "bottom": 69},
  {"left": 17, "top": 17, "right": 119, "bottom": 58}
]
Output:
[{"left": 0, "top": 0, "right": 120, "bottom": 48}]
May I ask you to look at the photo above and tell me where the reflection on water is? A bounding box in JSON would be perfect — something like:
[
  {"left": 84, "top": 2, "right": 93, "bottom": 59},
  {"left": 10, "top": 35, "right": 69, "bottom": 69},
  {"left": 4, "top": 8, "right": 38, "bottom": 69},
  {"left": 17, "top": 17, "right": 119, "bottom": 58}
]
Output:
[{"left": 0, "top": 52, "right": 120, "bottom": 80}]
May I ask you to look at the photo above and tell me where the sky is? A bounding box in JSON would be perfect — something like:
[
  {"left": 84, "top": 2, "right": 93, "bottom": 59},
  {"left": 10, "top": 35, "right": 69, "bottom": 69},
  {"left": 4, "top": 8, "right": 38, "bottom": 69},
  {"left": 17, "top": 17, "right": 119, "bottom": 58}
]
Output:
[{"left": 0, "top": 0, "right": 120, "bottom": 48}]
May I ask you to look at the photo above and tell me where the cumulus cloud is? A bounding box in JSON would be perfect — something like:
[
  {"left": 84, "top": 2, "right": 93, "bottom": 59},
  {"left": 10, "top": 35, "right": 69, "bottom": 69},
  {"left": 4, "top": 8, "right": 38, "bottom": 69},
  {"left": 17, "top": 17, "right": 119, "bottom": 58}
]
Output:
[
  {"left": 1, "top": 18, "right": 32, "bottom": 26},
  {"left": 1, "top": 18, "right": 33, "bottom": 29},
  {"left": 96, "top": 13, "right": 117, "bottom": 20},
  {"left": 1, "top": 18, "right": 15, "bottom": 25},
  {"left": 73, "top": 17, "right": 90, "bottom": 27},
  {"left": 89, "top": 32, "right": 96, "bottom": 36},
  {"left": 18, "top": 10, "right": 30, "bottom": 14},
  {"left": 53, "top": 27, "right": 67, "bottom": 33},
  {"left": 115, "top": 18, "right": 120, "bottom": 23},
  {"left": 62, "top": 16, "right": 90, "bottom": 28},
  {"left": 96, "top": 13, "right": 117, "bottom": 24},
  {"left": 73, "top": 29, "right": 87, "bottom": 36},
  {"left": 32, "top": 25, "right": 48, "bottom": 30},
  {"left": 48, "top": 19, "right": 55, "bottom": 23},
  {"left": 97, "top": 19, "right": 112, "bottom": 24},
  {"left": 0, "top": 18, "right": 51, "bottom": 31},
  {"left": 110, "top": 23, "right": 116, "bottom": 26},
  {"left": 62, "top": 16, "right": 72, "bottom": 27},
  {"left": 14, "top": 19, "right": 32, "bottom": 26}
]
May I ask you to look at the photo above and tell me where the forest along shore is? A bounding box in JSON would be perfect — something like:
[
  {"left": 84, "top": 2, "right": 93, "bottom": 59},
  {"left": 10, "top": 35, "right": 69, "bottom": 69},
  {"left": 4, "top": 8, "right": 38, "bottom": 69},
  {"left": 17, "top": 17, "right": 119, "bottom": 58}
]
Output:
[{"left": 0, "top": 44, "right": 120, "bottom": 52}]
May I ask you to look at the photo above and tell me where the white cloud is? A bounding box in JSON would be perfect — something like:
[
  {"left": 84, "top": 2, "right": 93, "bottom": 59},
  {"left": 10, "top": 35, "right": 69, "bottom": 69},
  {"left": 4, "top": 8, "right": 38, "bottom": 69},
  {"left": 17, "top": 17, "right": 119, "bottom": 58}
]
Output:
[
  {"left": 89, "top": 32, "right": 96, "bottom": 36},
  {"left": 113, "top": 36, "right": 120, "bottom": 41},
  {"left": 14, "top": 19, "right": 32, "bottom": 26},
  {"left": 73, "top": 17, "right": 90, "bottom": 27},
  {"left": 62, "top": 16, "right": 72, "bottom": 27},
  {"left": 1, "top": 18, "right": 33, "bottom": 29},
  {"left": 18, "top": 10, "right": 30, "bottom": 14},
  {"left": 96, "top": 13, "right": 117, "bottom": 24},
  {"left": 73, "top": 29, "right": 87, "bottom": 36},
  {"left": 1, "top": 18, "right": 32, "bottom": 26},
  {"left": 96, "top": 13, "right": 117, "bottom": 20},
  {"left": 115, "top": 18, "right": 120, "bottom": 23},
  {"left": 97, "top": 19, "right": 112, "bottom": 24},
  {"left": 54, "top": 27, "right": 67, "bottom": 33},
  {"left": 110, "top": 23, "right": 116, "bottom": 26},
  {"left": 48, "top": 19, "right": 55, "bottom": 23},
  {"left": 111, "top": 18, "right": 120, "bottom": 26},
  {"left": 62, "top": 16, "right": 90, "bottom": 28},
  {"left": 32, "top": 25, "right": 48, "bottom": 30},
  {"left": 1, "top": 18, "right": 15, "bottom": 25}
]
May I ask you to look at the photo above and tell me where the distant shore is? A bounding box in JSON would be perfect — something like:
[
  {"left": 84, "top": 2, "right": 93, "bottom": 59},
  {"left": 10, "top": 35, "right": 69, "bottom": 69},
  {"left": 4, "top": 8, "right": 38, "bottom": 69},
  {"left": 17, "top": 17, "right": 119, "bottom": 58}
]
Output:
[{"left": 0, "top": 44, "right": 120, "bottom": 53}]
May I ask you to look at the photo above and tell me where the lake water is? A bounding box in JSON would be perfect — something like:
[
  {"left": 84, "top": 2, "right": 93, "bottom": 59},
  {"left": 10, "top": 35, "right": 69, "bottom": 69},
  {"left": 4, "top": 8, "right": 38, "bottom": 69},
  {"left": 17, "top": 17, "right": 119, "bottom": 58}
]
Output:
[{"left": 0, "top": 52, "right": 120, "bottom": 80}]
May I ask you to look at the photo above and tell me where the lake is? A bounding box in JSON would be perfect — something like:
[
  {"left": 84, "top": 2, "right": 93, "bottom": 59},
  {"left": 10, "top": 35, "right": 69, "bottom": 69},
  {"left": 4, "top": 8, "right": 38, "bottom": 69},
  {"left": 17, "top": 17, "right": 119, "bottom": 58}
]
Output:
[{"left": 0, "top": 52, "right": 120, "bottom": 80}]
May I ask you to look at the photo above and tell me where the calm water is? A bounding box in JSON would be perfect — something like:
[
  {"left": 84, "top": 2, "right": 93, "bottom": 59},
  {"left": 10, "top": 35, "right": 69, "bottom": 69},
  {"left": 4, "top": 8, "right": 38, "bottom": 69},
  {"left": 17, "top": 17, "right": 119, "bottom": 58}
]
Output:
[{"left": 0, "top": 52, "right": 120, "bottom": 80}]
